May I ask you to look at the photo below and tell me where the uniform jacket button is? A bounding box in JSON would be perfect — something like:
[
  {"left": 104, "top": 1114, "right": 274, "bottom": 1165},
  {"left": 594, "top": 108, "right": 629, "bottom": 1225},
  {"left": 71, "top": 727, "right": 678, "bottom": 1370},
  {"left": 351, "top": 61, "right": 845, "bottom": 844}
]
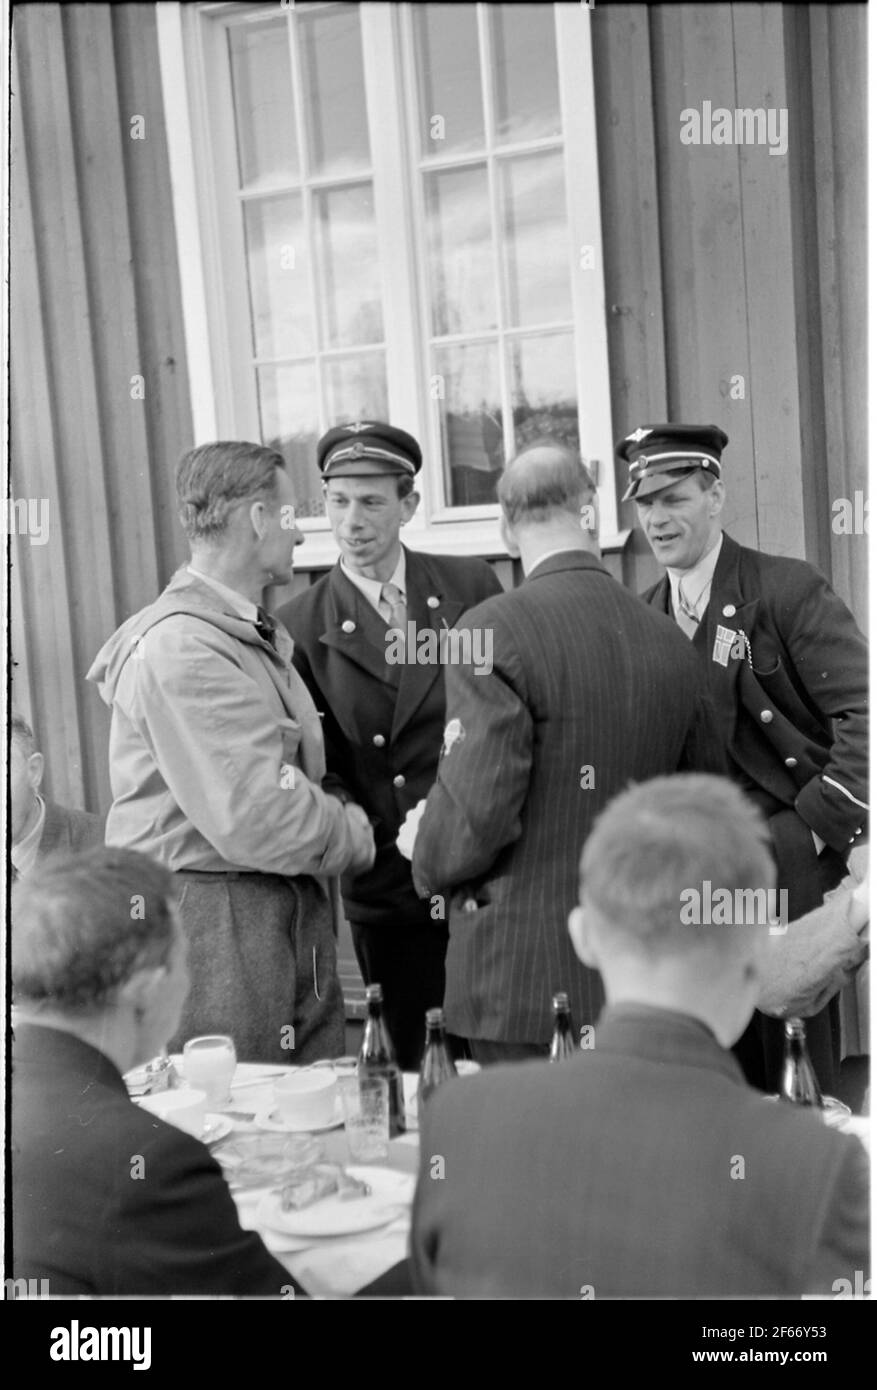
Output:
[
  {"left": 462, "top": 897, "right": 478, "bottom": 913},
  {"left": 373, "top": 734, "right": 386, "bottom": 748},
  {"left": 341, "top": 619, "right": 356, "bottom": 634},
  {"left": 784, "top": 756, "right": 798, "bottom": 768},
  {"left": 760, "top": 709, "right": 774, "bottom": 723},
  {"left": 722, "top": 604, "right": 736, "bottom": 618},
  {"left": 393, "top": 774, "right": 406, "bottom": 788}
]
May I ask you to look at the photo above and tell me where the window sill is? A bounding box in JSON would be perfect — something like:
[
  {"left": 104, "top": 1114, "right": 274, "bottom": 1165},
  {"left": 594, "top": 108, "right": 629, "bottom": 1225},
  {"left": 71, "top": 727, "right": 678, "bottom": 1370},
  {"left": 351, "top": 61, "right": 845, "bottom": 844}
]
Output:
[{"left": 291, "top": 524, "right": 631, "bottom": 571}]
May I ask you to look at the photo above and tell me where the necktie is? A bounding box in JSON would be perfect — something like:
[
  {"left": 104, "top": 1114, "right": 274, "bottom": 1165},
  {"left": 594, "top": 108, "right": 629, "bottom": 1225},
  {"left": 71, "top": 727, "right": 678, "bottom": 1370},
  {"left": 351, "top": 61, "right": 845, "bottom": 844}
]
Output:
[
  {"left": 380, "top": 582, "right": 408, "bottom": 635},
  {"left": 675, "top": 579, "right": 704, "bottom": 641},
  {"left": 255, "top": 605, "right": 278, "bottom": 650}
]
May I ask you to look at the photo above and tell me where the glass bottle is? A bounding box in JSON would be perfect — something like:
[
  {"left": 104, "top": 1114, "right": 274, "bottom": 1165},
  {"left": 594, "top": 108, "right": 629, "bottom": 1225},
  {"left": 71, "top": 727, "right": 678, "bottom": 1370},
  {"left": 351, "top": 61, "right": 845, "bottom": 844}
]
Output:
[
  {"left": 779, "top": 1018, "right": 823, "bottom": 1108},
  {"left": 417, "top": 1008, "right": 457, "bottom": 1124},
  {"left": 549, "top": 991, "right": 576, "bottom": 1062},
  {"left": 358, "top": 983, "right": 406, "bottom": 1136}
]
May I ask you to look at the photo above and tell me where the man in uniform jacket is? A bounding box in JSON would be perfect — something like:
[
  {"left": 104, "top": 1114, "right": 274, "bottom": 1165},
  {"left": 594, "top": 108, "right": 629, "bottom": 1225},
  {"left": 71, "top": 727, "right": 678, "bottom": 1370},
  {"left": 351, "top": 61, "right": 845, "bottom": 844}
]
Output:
[
  {"left": 88, "top": 442, "right": 375, "bottom": 1064},
  {"left": 620, "top": 423, "right": 868, "bottom": 1092},
  {"left": 410, "top": 776, "right": 869, "bottom": 1298},
  {"left": 10, "top": 714, "right": 105, "bottom": 879},
  {"left": 277, "top": 422, "right": 501, "bottom": 1069},
  {"left": 406, "top": 442, "right": 727, "bottom": 1064},
  {"left": 12, "top": 847, "right": 298, "bottom": 1296}
]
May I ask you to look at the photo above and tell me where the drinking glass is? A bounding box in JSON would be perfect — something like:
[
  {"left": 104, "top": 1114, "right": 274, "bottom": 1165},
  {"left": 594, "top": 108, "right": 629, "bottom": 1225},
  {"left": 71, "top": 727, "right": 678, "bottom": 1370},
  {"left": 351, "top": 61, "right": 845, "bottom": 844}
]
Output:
[
  {"left": 340, "top": 1076, "right": 390, "bottom": 1162},
  {"left": 182, "top": 1035, "right": 237, "bottom": 1108}
]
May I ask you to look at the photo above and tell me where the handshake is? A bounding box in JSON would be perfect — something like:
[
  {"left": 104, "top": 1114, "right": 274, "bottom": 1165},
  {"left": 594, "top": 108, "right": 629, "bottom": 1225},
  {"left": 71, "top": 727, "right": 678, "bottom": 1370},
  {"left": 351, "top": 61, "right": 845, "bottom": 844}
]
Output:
[{"left": 342, "top": 802, "right": 377, "bottom": 875}]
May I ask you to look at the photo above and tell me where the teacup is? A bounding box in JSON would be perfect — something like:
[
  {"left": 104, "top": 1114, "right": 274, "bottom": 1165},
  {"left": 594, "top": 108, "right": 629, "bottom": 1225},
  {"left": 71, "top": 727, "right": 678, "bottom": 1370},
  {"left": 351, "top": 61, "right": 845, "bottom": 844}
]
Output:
[
  {"left": 274, "top": 1069, "right": 338, "bottom": 1127},
  {"left": 140, "top": 1085, "right": 207, "bottom": 1138}
]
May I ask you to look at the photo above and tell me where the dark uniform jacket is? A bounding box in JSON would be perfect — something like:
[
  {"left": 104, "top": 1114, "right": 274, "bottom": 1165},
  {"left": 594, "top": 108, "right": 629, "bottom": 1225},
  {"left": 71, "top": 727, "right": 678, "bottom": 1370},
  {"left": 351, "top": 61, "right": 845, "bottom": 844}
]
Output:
[
  {"left": 411, "top": 551, "right": 728, "bottom": 1043},
  {"left": 11, "top": 1025, "right": 296, "bottom": 1295},
  {"left": 276, "top": 548, "right": 501, "bottom": 927},
  {"left": 642, "top": 533, "right": 868, "bottom": 913},
  {"left": 411, "top": 1006, "right": 870, "bottom": 1298}
]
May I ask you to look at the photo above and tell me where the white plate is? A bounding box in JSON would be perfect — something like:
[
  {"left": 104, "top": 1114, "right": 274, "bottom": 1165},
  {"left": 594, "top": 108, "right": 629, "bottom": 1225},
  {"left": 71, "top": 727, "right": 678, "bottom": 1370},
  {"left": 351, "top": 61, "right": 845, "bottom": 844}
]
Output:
[
  {"left": 257, "top": 1167, "right": 415, "bottom": 1238},
  {"left": 202, "top": 1114, "right": 233, "bottom": 1144},
  {"left": 253, "top": 1101, "right": 343, "bottom": 1134}
]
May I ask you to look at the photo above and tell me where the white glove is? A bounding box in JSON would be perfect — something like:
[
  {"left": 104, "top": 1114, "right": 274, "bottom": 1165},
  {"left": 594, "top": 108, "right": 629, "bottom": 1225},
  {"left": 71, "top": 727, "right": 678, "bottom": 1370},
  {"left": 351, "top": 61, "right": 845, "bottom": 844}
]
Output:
[{"left": 396, "top": 799, "right": 427, "bottom": 862}]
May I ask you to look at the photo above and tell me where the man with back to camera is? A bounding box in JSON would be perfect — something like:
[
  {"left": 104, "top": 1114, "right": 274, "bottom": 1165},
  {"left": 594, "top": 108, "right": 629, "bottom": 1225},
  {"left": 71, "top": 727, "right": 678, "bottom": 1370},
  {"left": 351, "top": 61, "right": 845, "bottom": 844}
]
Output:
[
  {"left": 619, "top": 423, "right": 868, "bottom": 1094},
  {"left": 276, "top": 421, "right": 501, "bottom": 1069},
  {"left": 88, "top": 441, "right": 375, "bottom": 1063},
  {"left": 11, "top": 845, "right": 300, "bottom": 1295},
  {"left": 405, "top": 441, "right": 728, "bottom": 1064},
  {"left": 410, "top": 775, "right": 869, "bottom": 1299}
]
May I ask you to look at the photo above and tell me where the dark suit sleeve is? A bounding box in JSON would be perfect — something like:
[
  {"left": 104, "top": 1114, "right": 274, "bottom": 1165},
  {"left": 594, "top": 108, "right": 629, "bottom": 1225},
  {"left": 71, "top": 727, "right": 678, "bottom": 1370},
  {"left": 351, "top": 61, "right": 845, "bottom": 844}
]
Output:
[
  {"left": 116, "top": 1128, "right": 302, "bottom": 1296},
  {"left": 775, "top": 569, "right": 868, "bottom": 851},
  {"left": 803, "top": 1135, "right": 870, "bottom": 1295},
  {"left": 678, "top": 665, "right": 730, "bottom": 777},
  {"left": 412, "top": 613, "right": 532, "bottom": 895}
]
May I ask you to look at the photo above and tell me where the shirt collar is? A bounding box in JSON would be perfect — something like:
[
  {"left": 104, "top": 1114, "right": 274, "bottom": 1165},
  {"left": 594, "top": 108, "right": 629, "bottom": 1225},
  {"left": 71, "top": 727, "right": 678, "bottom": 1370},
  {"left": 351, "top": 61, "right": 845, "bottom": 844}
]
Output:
[
  {"left": 340, "top": 548, "right": 407, "bottom": 614},
  {"left": 667, "top": 534, "right": 723, "bottom": 618},
  {"left": 186, "top": 566, "right": 259, "bottom": 622},
  {"left": 12, "top": 794, "right": 46, "bottom": 877}
]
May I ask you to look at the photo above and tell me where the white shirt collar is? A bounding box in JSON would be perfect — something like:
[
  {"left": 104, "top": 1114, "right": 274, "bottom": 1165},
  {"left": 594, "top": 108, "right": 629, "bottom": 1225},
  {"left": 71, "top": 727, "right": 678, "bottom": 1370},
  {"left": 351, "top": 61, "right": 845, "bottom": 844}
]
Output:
[
  {"left": 340, "top": 548, "right": 407, "bottom": 616},
  {"left": 186, "top": 565, "right": 259, "bottom": 622},
  {"left": 667, "top": 534, "right": 724, "bottom": 620},
  {"left": 12, "top": 794, "right": 46, "bottom": 877}
]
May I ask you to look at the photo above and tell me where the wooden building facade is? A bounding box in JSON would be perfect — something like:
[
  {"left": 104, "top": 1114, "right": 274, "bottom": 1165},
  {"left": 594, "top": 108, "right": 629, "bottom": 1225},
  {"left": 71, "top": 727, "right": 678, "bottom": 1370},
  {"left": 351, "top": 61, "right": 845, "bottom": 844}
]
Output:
[{"left": 10, "top": 1, "right": 867, "bottom": 823}]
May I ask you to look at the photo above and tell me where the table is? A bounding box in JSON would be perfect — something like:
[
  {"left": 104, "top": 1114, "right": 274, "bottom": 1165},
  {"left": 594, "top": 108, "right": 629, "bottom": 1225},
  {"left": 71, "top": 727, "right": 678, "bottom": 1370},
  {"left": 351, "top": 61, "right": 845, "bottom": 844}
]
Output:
[{"left": 209, "top": 1063, "right": 421, "bottom": 1298}]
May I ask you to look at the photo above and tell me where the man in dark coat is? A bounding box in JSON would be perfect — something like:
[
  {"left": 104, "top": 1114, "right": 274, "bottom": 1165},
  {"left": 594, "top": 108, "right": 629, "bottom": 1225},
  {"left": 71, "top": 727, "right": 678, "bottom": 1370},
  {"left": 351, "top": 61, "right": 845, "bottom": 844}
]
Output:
[
  {"left": 410, "top": 776, "right": 869, "bottom": 1298},
  {"left": 10, "top": 714, "right": 105, "bottom": 879},
  {"left": 621, "top": 423, "right": 868, "bottom": 1093},
  {"left": 11, "top": 846, "right": 298, "bottom": 1296},
  {"left": 406, "top": 442, "right": 727, "bottom": 1063},
  {"left": 277, "top": 422, "right": 501, "bottom": 1069}
]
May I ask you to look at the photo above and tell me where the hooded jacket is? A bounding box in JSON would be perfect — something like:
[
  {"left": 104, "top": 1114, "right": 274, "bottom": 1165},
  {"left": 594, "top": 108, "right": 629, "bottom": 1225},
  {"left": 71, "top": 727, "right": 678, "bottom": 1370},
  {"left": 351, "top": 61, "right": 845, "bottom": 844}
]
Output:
[{"left": 87, "top": 568, "right": 359, "bottom": 879}]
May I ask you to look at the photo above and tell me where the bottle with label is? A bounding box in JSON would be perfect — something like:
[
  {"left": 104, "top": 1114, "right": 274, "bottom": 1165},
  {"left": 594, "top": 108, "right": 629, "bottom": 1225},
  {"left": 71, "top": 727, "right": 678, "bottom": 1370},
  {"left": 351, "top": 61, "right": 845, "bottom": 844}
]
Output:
[
  {"left": 417, "top": 1008, "right": 458, "bottom": 1125},
  {"left": 358, "top": 983, "right": 406, "bottom": 1137},
  {"left": 549, "top": 991, "right": 576, "bottom": 1062},
  {"left": 779, "top": 1018, "right": 823, "bottom": 1108}
]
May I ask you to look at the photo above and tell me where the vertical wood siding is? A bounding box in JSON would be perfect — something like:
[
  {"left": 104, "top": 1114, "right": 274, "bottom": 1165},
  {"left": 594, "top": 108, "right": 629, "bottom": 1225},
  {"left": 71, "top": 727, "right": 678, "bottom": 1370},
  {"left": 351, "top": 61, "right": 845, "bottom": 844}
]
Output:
[{"left": 9, "top": 2, "right": 866, "bottom": 822}]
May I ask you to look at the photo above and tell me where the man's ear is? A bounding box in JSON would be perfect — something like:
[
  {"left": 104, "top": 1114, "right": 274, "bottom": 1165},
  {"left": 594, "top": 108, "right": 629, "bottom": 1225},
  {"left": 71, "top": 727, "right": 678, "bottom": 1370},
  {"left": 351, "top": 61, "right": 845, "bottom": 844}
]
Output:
[
  {"left": 118, "top": 965, "right": 166, "bottom": 1017},
  {"left": 499, "top": 513, "right": 519, "bottom": 558},
  {"left": 708, "top": 480, "right": 726, "bottom": 517},
  {"left": 568, "top": 904, "right": 598, "bottom": 966},
  {"left": 400, "top": 490, "right": 420, "bottom": 525},
  {"left": 28, "top": 752, "right": 44, "bottom": 794},
  {"left": 249, "top": 499, "right": 270, "bottom": 541}
]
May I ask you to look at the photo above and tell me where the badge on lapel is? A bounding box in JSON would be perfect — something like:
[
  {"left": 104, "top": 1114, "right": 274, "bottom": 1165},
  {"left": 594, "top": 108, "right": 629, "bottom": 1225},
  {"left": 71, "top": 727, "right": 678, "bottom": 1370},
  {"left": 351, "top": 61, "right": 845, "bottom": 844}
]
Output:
[
  {"left": 441, "top": 718, "right": 466, "bottom": 757},
  {"left": 713, "top": 626, "right": 750, "bottom": 667}
]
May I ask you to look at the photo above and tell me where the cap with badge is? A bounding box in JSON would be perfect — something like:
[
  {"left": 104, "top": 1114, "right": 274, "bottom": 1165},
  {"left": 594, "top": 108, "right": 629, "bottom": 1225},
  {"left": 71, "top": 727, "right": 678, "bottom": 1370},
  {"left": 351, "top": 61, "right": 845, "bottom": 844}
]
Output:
[
  {"left": 318, "top": 421, "right": 422, "bottom": 480},
  {"left": 616, "top": 424, "right": 728, "bottom": 502}
]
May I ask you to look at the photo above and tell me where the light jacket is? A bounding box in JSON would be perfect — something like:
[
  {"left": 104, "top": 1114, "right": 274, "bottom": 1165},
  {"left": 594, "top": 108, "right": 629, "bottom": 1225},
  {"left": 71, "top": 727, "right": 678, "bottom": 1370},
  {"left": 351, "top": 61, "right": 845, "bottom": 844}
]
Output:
[{"left": 87, "top": 567, "right": 360, "bottom": 878}]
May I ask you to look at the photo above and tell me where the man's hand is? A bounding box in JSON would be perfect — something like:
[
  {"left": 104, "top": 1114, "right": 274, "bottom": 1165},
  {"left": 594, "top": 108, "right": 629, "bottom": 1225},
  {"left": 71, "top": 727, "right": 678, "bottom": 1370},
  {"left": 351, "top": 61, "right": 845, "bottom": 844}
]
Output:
[
  {"left": 344, "top": 803, "right": 376, "bottom": 874},
  {"left": 397, "top": 799, "right": 427, "bottom": 861},
  {"left": 758, "top": 877, "right": 869, "bottom": 1018}
]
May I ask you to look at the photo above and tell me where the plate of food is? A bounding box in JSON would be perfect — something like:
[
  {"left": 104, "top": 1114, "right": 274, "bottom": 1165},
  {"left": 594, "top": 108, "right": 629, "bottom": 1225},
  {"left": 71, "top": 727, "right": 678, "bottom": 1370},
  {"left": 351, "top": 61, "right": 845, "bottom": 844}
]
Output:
[{"left": 256, "top": 1165, "right": 415, "bottom": 1237}]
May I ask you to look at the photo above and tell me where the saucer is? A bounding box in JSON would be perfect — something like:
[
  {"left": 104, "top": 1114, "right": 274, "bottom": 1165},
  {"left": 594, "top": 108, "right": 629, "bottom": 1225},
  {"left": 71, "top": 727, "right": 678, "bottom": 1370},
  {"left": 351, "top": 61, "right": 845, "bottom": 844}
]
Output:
[
  {"left": 254, "top": 1102, "right": 343, "bottom": 1134},
  {"left": 202, "top": 1114, "right": 233, "bottom": 1144}
]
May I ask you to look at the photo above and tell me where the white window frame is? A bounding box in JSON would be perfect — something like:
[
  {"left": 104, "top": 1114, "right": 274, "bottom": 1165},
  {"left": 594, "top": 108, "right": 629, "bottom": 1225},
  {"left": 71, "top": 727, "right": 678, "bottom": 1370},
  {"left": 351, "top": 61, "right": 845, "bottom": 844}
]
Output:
[{"left": 157, "top": 0, "right": 627, "bottom": 565}]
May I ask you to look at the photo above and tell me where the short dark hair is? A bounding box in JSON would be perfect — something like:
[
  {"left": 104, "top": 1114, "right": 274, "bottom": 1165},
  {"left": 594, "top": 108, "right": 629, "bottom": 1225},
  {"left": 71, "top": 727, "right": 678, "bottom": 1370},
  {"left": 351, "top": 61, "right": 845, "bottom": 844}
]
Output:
[
  {"left": 498, "top": 439, "right": 596, "bottom": 527},
  {"left": 12, "top": 847, "right": 180, "bottom": 1013},
  {"left": 176, "top": 441, "right": 286, "bottom": 542}
]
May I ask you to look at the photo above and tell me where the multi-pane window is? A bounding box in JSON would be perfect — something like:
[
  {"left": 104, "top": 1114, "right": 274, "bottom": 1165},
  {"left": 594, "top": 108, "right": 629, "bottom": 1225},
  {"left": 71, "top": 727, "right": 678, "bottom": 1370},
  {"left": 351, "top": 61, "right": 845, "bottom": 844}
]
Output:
[
  {"left": 411, "top": 4, "right": 579, "bottom": 507},
  {"left": 227, "top": 7, "right": 387, "bottom": 517},
  {"left": 167, "top": 1, "right": 612, "bottom": 546}
]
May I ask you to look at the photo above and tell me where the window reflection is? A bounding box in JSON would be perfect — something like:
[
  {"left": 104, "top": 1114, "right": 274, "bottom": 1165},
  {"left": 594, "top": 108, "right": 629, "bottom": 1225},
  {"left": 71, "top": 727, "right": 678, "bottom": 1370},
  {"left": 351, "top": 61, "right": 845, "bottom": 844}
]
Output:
[
  {"left": 257, "top": 363, "right": 322, "bottom": 518},
  {"left": 414, "top": 4, "right": 484, "bottom": 157},
  {"left": 315, "top": 185, "right": 384, "bottom": 349},
  {"left": 434, "top": 342, "right": 504, "bottom": 506},
  {"left": 501, "top": 153, "right": 571, "bottom": 328},
  {"left": 244, "top": 195, "right": 313, "bottom": 359},
  {"left": 229, "top": 20, "right": 299, "bottom": 191},
  {"left": 425, "top": 166, "right": 496, "bottom": 336},
  {"left": 490, "top": 5, "right": 561, "bottom": 145},
  {"left": 508, "top": 334, "right": 580, "bottom": 455}
]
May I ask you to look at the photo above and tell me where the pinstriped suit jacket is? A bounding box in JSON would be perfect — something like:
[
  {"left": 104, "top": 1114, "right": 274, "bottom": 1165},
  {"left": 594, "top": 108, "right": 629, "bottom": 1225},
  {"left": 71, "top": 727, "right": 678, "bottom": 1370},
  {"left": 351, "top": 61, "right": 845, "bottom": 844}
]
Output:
[{"left": 412, "top": 550, "right": 728, "bottom": 1044}]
